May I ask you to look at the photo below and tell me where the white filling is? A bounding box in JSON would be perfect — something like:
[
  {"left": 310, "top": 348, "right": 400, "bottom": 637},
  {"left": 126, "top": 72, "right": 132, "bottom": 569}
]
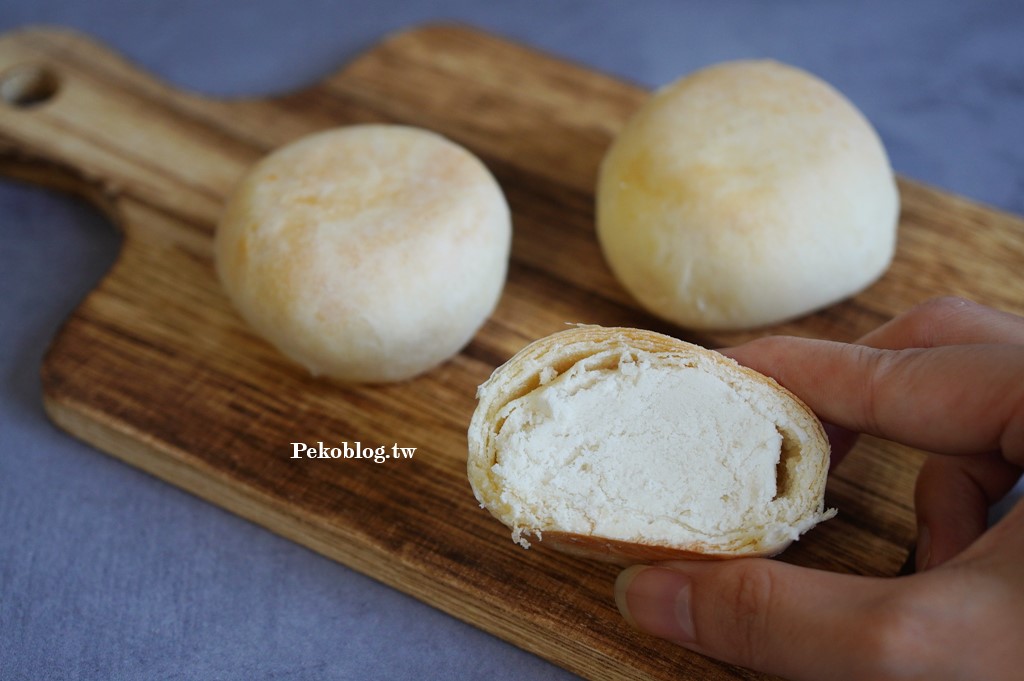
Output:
[{"left": 490, "top": 356, "right": 783, "bottom": 544}]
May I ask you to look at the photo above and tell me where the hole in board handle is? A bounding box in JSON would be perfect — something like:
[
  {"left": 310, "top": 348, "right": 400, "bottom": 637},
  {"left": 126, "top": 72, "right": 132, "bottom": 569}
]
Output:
[{"left": 1, "top": 63, "right": 60, "bottom": 108}]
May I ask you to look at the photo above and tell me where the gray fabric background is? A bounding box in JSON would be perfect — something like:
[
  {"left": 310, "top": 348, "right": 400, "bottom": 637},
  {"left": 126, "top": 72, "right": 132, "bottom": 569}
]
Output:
[{"left": 2, "top": 2, "right": 1022, "bottom": 679}]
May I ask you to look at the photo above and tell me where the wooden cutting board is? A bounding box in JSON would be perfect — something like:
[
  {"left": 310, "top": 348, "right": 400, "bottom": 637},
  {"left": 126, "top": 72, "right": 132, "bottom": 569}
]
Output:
[{"left": 2, "top": 23, "right": 1023, "bottom": 681}]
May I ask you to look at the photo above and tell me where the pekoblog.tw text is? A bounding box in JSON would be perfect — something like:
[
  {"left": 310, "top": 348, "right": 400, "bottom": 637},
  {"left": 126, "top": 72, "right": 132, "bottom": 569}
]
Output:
[{"left": 291, "top": 441, "right": 416, "bottom": 463}]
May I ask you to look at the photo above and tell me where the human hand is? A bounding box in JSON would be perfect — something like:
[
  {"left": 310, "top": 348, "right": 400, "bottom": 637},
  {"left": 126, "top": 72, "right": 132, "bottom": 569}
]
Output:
[{"left": 614, "top": 297, "right": 1024, "bottom": 681}]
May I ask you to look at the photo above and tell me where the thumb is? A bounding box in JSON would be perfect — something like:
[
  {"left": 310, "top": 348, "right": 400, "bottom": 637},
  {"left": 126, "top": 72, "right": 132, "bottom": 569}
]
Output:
[{"left": 615, "top": 559, "right": 895, "bottom": 681}]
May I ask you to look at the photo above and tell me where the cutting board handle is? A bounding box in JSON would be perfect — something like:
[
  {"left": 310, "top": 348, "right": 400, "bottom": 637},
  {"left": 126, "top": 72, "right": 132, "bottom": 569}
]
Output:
[{"left": 0, "top": 26, "right": 254, "bottom": 229}]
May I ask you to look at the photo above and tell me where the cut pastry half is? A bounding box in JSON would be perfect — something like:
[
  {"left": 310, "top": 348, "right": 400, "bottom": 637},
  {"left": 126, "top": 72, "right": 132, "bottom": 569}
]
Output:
[{"left": 467, "top": 326, "right": 835, "bottom": 562}]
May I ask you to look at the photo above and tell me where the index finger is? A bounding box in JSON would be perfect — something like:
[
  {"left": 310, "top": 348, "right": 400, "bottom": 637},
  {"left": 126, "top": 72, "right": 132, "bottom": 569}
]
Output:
[{"left": 723, "top": 338, "right": 1024, "bottom": 464}]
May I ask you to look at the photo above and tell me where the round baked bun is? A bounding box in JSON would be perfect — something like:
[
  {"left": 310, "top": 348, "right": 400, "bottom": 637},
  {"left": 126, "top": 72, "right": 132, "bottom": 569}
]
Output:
[
  {"left": 216, "top": 124, "right": 511, "bottom": 383},
  {"left": 597, "top": 60, "right": 899, "bottom": 331},
  {"left": 467, "top": 326, "right": 835, "bottom": 562}
]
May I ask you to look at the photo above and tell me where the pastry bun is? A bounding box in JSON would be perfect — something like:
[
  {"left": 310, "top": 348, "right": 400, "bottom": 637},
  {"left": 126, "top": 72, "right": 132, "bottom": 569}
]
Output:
[
  {"left": 597, "top": 59, "right": 899, "bottom": 331},
  {"left": 216, "top": 124, "right": 511, "bottom": 383},
  {"left": 467, "top": 326, "right": 835, "bottom": 562}
]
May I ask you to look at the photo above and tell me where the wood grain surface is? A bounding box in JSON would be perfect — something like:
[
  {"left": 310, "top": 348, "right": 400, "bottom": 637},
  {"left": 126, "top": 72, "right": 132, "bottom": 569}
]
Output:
[{"left": 2, "top": 24, "right": 1023, "bottom": 681}]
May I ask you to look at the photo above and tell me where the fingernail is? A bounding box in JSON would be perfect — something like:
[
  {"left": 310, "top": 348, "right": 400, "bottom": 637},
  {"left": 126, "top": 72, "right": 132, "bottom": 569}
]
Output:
[
  {"left": 916, "top": 523, "right": 932, "bottom": 571},
  {"left": 615, "top": 566, "right": 696, "bottom": 644}
]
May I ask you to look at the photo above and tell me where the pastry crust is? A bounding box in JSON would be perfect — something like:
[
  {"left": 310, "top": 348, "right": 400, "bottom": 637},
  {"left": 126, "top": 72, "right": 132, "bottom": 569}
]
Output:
[
  {"left": 468, "top": 326, "right": 834, "bottom": 563},
  {"left": 216, "top": 124, "right": 511, "bottom": 383},
  {"left": 596, "top": 60, "right": 899, "bottom": 331}
]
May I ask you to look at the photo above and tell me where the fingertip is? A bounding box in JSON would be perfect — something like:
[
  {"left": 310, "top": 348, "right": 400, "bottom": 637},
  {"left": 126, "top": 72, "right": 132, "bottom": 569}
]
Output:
[
  {"left": 614, "top": 565, "right": 695, "bottom": 644},
  {"left": 614, "top": 565, "right": 645, "bottom": 629},
  {"left": 715, "top": 338, "right": 780, "bottom": 369}
]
